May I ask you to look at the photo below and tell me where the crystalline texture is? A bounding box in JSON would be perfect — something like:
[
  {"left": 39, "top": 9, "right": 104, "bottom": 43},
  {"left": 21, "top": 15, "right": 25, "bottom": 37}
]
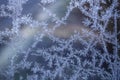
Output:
[{"left": 0, "top": 0, "right": 120, "bottom": 80}]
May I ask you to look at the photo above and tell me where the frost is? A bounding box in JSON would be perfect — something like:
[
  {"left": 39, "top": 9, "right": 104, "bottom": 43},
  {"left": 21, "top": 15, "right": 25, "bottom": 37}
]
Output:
[
  {"left": 0, "top": 0, "right": 120, "bottom": 80},
  {"left": 41, "top": 0, "right": 55, "bottom": 4}
]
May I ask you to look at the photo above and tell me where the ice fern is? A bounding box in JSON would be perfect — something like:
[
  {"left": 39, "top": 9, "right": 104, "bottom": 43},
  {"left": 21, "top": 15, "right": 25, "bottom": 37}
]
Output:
[{"left": 0, "top": 0, "right": 120, "bottom": 80}]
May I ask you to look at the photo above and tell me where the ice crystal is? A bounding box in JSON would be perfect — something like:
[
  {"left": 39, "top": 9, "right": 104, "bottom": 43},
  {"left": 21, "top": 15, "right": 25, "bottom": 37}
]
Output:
[{"left": 0, "top": 0, "right": 120, "bottom": 80}]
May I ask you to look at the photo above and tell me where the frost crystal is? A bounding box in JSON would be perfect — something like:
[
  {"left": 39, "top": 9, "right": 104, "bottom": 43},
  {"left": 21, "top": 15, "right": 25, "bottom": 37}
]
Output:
[{"left": 0, "top": 0, "right": 120, "bottom": 80}]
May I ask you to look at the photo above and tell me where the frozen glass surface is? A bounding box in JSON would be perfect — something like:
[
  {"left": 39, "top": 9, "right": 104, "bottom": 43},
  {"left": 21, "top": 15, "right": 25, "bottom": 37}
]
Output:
[{"left": 0, "top": 0, "right": 120, "bottom": 80}]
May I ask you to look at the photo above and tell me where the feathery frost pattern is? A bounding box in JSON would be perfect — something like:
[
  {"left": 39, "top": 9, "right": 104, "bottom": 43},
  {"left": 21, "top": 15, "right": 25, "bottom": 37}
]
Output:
[{"left": 0, "top": 0, "right": 120, "bottom": 80}]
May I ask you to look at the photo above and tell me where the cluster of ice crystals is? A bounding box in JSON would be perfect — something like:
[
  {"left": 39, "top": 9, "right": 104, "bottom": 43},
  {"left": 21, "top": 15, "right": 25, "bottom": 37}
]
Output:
[{"left": 0, "top": 0, "right": 120, "bottom": 80}]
